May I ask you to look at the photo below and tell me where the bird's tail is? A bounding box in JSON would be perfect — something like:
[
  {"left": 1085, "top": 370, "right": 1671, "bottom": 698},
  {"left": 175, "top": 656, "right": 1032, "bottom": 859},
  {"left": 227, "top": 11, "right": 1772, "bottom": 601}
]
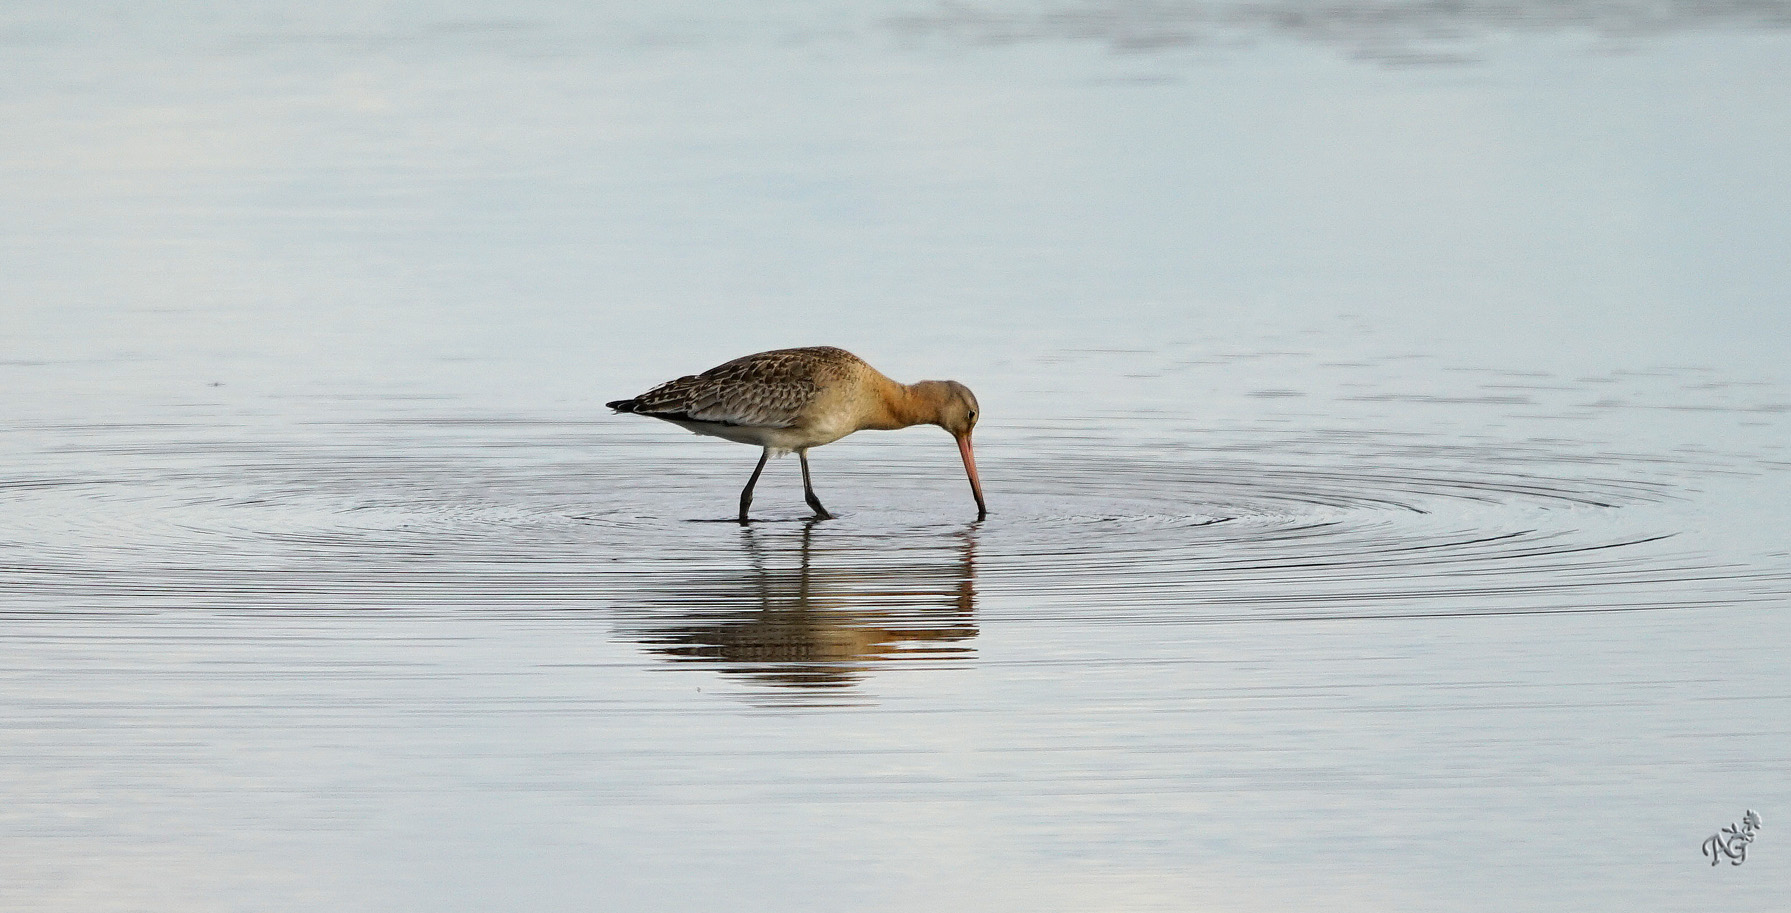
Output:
[{"left": 606, "top": 398, "right": 638, "bottom": 413}]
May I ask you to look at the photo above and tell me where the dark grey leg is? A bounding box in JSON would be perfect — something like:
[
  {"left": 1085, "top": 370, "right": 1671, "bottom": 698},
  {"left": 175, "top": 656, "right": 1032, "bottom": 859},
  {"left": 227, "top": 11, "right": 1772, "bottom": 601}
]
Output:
[
  {"left": 739, "top": 448, "right": 771, "bottom": 524},
  {"left": 798, "top": 450, "right": 833, "bottom": 519}
]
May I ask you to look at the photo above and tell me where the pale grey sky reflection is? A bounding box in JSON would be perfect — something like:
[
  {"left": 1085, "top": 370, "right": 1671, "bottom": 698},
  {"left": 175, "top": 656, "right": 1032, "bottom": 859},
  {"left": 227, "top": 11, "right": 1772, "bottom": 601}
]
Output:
[
  {"left": 3, "top": 0, "right": 1788, "bottom": 411},
  {"left": 3, "top": 5, "right": 1790, "bottom": 913}
]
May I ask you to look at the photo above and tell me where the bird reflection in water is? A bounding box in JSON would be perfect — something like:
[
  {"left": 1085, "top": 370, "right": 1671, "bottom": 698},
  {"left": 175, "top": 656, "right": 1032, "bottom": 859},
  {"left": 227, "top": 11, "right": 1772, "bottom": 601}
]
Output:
[{"left": 628, "top": 522, "right": 977, "bottom": 699}]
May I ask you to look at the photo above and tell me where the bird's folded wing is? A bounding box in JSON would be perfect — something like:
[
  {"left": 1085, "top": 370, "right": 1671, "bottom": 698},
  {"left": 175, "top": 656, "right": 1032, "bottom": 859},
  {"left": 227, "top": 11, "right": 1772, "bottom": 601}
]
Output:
[{"left": 628, "top": 352, "right": 827, "bottom": 429}]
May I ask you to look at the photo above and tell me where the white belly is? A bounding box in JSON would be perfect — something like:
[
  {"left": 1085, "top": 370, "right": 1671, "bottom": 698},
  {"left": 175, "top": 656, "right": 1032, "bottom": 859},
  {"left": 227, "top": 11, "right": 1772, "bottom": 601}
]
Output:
[{"left": 660, "top": 417, "right": 853, "bottom": 454}]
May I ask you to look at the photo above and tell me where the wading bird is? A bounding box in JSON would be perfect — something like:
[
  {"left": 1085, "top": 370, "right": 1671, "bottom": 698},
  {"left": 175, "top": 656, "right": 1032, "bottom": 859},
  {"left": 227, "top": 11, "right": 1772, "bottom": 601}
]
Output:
[{"left": 607, "top": 346, "right": 986, "bottom": 523}]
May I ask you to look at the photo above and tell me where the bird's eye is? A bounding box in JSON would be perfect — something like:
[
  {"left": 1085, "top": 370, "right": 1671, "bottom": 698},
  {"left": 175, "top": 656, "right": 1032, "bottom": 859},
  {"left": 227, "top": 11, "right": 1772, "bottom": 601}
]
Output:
[{"left": 967, "top": 411, "right": 977, "bottom": 421}]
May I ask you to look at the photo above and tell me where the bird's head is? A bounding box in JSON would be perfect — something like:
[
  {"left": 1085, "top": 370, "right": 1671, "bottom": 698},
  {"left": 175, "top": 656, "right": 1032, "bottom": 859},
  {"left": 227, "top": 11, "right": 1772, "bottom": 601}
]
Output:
[
  {"left": 913, "top": 380, "right": 986, "bottom": 520},
  {"left": 916, "top": 380, "right": 979, "bottom": 437}
]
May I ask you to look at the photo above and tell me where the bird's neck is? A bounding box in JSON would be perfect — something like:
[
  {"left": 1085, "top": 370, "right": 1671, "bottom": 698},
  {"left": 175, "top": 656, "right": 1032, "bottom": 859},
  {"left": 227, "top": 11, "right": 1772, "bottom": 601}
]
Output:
[{"left": 867, "top": 379, "right": 943, "bottom": 430}]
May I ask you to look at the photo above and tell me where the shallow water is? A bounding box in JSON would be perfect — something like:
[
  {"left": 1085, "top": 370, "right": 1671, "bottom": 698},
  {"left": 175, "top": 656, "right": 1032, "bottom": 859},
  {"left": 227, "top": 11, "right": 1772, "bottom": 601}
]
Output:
[{"left": 5, "top": 2, "right": 1791, "bottom": 911}]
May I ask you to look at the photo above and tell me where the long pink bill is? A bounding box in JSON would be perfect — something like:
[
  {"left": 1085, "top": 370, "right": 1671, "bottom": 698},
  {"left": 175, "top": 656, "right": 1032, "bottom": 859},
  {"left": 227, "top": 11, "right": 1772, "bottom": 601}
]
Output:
[{"left": 956, "top": 433, "right": 988, "bottom": 521}]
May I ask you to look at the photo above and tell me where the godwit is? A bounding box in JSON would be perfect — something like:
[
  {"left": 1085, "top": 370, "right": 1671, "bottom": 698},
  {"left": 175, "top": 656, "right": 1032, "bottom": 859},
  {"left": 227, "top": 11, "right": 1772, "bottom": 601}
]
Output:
[{"left": 607, "top": 346, "right": 986, "bottom": 523}]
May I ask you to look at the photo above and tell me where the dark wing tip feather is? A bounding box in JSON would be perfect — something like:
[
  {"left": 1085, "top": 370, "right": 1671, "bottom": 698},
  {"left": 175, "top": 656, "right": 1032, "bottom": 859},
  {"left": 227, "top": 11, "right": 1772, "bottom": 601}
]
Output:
[{"left": 606, "top": 399, "right": 637, "bottom": 413}]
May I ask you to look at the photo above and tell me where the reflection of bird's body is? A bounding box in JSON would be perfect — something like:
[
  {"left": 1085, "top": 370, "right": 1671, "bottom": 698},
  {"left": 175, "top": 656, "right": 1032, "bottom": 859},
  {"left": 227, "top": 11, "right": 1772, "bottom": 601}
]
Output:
[
  {"left": 635, "top": 523, "right": 979, "bottom": 693},
  {"left": 607, "top": 346, "right": 986, "bottom": 522}
]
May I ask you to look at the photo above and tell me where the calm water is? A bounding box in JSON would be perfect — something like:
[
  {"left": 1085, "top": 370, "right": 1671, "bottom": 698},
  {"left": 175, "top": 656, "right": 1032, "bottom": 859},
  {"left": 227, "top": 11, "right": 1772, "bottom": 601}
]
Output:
[{"left": 4, "top": 2, "right": 1790, "bottom": 910}]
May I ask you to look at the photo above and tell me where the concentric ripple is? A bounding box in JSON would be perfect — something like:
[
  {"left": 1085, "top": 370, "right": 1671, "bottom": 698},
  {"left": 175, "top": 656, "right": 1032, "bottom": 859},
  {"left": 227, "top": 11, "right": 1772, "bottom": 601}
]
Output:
[{"left": 5, "top": 407, "right": 1783, "bottom": 703}]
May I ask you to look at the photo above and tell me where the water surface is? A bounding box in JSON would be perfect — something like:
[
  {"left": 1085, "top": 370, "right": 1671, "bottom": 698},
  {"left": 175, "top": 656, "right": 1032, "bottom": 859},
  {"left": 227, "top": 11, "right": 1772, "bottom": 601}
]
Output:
[{"left": 4, "top": 2, "right": 1790, "bottom": 910}]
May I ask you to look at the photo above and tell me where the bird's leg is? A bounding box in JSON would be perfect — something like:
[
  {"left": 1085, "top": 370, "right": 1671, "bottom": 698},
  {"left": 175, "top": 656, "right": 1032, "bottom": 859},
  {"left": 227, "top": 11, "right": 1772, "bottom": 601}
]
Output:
[
  {"left": 798, "top": 450, "right": 833, "bottom": 520},
  {"left": 739, "top": 448, "right": 771, "bottom": 524}
]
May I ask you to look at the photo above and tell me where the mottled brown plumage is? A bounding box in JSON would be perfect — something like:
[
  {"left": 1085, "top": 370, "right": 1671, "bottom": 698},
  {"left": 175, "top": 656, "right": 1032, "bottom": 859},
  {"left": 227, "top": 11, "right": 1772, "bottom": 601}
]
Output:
[
  {"left": 611, "top": 346, "right": 861, "bottom": 431},
  {"left": 608, "top": 346, "right": 986, "bottom": 522}
]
